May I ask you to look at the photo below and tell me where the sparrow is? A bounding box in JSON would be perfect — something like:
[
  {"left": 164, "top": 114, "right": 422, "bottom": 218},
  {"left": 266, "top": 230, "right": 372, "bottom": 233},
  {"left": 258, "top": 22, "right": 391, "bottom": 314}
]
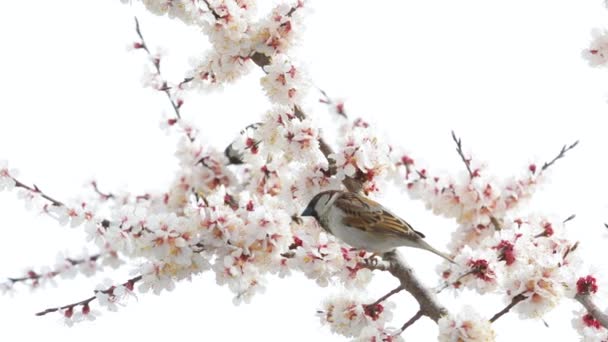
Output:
[{"left": 301, "top": 190, "right": 455, "bottom": 263}]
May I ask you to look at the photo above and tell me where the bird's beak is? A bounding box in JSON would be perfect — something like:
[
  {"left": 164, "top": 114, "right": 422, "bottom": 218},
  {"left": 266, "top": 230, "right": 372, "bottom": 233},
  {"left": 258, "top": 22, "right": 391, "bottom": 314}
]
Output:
[{"left": 301, "top": 203, "right": 315, "bottom": 217}]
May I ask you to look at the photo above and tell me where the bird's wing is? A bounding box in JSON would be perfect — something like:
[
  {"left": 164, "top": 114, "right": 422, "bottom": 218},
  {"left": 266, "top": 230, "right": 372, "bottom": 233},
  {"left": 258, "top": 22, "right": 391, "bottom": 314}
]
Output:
[{"left": 334, "top": 192, "right": 425, "bottom": 239}]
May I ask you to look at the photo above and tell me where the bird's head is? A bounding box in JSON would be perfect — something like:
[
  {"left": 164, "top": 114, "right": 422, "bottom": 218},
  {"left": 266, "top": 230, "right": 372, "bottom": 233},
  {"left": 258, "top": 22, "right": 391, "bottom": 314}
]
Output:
[{"left": 301, "top": 190, "right": 338, "bottom": 220}]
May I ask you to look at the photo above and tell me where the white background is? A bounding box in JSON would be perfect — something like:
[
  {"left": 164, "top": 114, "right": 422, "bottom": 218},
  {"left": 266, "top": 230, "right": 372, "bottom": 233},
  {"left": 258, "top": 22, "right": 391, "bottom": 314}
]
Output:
[{"left": 1, "top": 0, "right": 607, "bottom": 340}]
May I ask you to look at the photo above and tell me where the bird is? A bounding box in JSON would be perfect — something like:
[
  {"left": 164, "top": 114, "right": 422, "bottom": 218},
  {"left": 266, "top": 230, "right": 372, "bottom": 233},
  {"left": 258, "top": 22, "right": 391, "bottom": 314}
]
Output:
[{"left": 301, "top": 190, "right": 455, "bottom": 263}]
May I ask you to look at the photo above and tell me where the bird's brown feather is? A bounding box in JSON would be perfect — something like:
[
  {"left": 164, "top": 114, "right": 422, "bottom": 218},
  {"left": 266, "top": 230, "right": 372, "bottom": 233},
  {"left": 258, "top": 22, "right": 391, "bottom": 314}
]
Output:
[{"left": 335, "top": 192, "right": 425, "bottom": 239}]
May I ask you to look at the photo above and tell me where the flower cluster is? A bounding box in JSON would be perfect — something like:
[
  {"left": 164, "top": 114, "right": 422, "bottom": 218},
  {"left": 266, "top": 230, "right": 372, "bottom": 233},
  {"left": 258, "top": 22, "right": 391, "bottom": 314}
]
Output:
[
  {"left": 260, "top": 55, "right": 309, "bottom": 106},
  {"left": 438, "top": 307, "right": 496, "bottom": 342},
  {"left": 330, "top": 119, "right": 394, "bottom": 195},
  {"left": 318, "top": 292, "right": 401, "bottom": 341},
  {"left": 1, "top": 0, "right": 606, "bottom": 340},
  {"left": 572, "top": 309, "right": 608, "bottom": 342}
]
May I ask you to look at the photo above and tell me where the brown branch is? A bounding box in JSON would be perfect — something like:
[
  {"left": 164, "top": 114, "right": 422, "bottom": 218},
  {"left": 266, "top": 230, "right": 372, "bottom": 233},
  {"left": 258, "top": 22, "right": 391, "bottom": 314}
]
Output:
[
  {"left": 35, "top": 275, "right": 142, "bottom": 316},
  {"left": 251, "top": 49, "right": 446, "bottom": 323},
  {"left": 6, "top": 253, "right": 102, "bottom": 286},
  {"left": 90, "top": 181, "right": 115, "bottom": 200},
  {"left": 134, "top": 17, "right": 188, "bottom": 121},
  {"left": 489, "top": 292, "right": 527, "bottom": 323},
  {"left": 382, "top": 250, "right": 448, "bottom": 322},
  {"left": 541, "top": 140, "right": 579, "bottom": 172},
  {"left": 575, "top": 294, "right": 608, "bottom": 330},
  {"left": 369, "top": 285, "right": 404, "bottom": 307},
  {"left": 436, "top": 270, "right": 474, "bottom": 294},
  {"left": 563, "top": 214, "right": 576, "bottom": 224},
  {"left": 202, "top": 0, "right": 221, "bottom": 20},
  {"left": 396, "top": 310, "right": 424, "bottom": 334},
  {"left": 451, "top": 130, "right": 474, "bottom": 179},
  {"left": 318, "top": 88, "right": 347, "bottom": 118},
  {"left": 13, "top": 178, "right": 64, "bottom": 207}
]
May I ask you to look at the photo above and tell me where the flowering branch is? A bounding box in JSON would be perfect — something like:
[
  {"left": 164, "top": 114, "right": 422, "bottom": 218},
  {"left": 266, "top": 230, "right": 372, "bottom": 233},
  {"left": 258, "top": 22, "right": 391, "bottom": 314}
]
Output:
[
  {"left": 451, "top": 130, "right": 475, "bottom": 178},
  {"left": 133, "top": 17, "right": 191, "bottom": 121},
  {"left": 489, "top": 292, "right": 527, "bottom": 323},
  {"left": 202, "top": 0, "right": 221, "bottom": 20},
  {"left": 396, "top": 310, "right": 424, "bottom": 334},
  {"left": 89, "top": 180, "right": 115, "bottom": 201},
  {"left": 540, "top": 140, "right": 579, "bottom": 172},
  {"left": 13, "top": 177, "right": 64, "bottom": 207},
  {"left": 575, "top": 294, "right": 608, "bottom": 330},
  {"left": 4, "top": 253, "right": 103, "bottom": 289},
  {"left": 369, "top": 285, "right": 403, "bottom": 307},
  {"left": 35, "top": 275, "right": 142, "bottom": 317},
  {"left": 318, "top": 88, "right": 347, "bottom": 118}
]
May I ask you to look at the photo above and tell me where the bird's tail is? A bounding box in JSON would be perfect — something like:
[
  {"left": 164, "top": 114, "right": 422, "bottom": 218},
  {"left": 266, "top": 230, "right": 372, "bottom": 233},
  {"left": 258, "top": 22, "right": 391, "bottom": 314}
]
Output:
[{"left": 417, "top": 239, "right": 456, "bottom": 264}]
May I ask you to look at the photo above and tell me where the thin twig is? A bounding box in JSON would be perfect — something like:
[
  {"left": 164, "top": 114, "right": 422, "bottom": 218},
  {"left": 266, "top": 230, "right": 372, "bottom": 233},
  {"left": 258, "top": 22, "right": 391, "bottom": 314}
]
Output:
[
  {"left": 90, "top": 181, "right": 115, "bottom": 200},
  {"left": 541, "top": 140, "right": 579, "bottom": 172},
  {"left": 6, "top": 253, "right": 102, "bottom": 285},
  {"left": 436, "top": 270, "right": 474, "bottom": 294},
  {"left": 369, "top": 285, "right": 404, "bottom": 307},
  {"left": 35, "top": 275, "right": 143, "bottom": 316},
  {"left": 563, "top": 214, "right": 576, "bottom": 224},
  {"left": 489, "top": 292, "right": 527, "bottom": 323},
  {"left": 451, "top": 131, "right": 474, "bottom": 178},
  {"left": 202, "top": 0, "right": 221, "bottom": 20},
  {"left": 134, "top": 17, "right": 189, "bottom": 120},
  {"left": 318, "top": 88, "right": 347, "bottom": 118},
  {"left": 396, "top": 310, "right": 424, "bottom": 334},
  {"left": 13, "top": 178, "right": 64, "bottom": 207}
]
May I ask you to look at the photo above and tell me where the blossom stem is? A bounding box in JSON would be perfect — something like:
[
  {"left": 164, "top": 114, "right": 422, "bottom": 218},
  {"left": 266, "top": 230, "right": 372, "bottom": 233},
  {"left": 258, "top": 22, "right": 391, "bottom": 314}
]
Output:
[
  {"left": 35, "top": 275, "right": 142, "bottom": 316},
  {"left": 541, "top": 140, "right": 579, "bottom": 172},
  {"left": 451, "top": 130, "right": 475, "bottom": 179},
  {"left": 370, "top": 285, "right": 404, "bottom": 307},
  {"left": 489, "top": 292, "right": 527, "bottom": 323},
  {"left": 202, "top": 0, "right": 221, "bottom": 20},
  {"left": 318, "top": 88, "right": 347, "bottom": 118},
  {"left": 396, "top": 310, "right": 423, "bottom": 334},
  {"left": 90, "top": 181, "right": 114, "bottom": 200},
  {"left": 134, "top": 17, "right": 190, "bottom": 121},
  {"left": 575, "top": 294, "right": 608, "bottom": 330},
  {"left": 436, "top": 270, "right": 474, "bottom": 294},
  {"left": 6, "top": 253, "right": 102, "bottom": 286},
  {"left": 12, "top": 177, "right": 64, "bottom": 207}
]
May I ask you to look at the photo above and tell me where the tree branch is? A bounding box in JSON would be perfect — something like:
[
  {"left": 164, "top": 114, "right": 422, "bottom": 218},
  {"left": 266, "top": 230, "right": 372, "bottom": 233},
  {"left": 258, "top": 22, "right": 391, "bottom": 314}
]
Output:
[
  {"left": 35, "top": 275, "right": 142, "bottom": 317},
  {"left": 575, "top": 294, "right": 608, "bottom": 330},
  {"left": 489, "top": 292, "right": 527, "bottom": 323},
  {"left": 369, "top": 285, "right": 404, "bottom": 307},
  {"left": 12, "top": 177, "right": 64, "bottom": 207},
  {"left": 396, "top": 310, "right": 424, "bottom": 334},
  {"left": 250, "top": 42, "right": 448, "bottom": 324},
  {"left": 451, "top": 130, "right": 475, "bottom": 179},
  {"left": 541, "top": 140, "right": 579, "bottom": 172},
  {"left": 134, "top": 17, "right": 191, "bottom": 121},
  {"left": 6, "top": 253, "right": 102, "bottom": 286},
  {"left": 382, "top": 250, "right": 448, "bottom": 322}
]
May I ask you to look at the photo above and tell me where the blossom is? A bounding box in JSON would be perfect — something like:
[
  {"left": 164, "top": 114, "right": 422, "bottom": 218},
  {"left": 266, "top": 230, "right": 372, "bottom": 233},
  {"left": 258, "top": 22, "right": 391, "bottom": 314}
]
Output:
[
  {"left": 0, "top": 160, "right": 17, "bottom": 191},
  {"left": 253, "top": 1, "right": 306, "bottom": 56},
  {"left": 583, "top": 29, "right": 608, "bottom": 67},
  {"left": 572, "top": 309, "right": 608, "bottom": 342},
  {"left": 318, "top": 292, "right": 396, "bottom": 339},
  {"left": 260, "top": 55, "right": 309, "bottom": 106},
  {"left": 438, "top": 307, "right": 496, "bottom": 342}
]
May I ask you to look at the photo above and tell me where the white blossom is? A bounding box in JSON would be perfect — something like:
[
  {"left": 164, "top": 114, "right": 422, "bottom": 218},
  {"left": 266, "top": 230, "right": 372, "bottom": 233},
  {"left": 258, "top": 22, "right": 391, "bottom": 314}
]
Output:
[{"left": 438, "top": 306, "right": 496, "bottom": 342}]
